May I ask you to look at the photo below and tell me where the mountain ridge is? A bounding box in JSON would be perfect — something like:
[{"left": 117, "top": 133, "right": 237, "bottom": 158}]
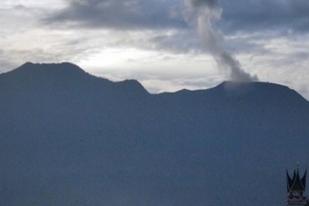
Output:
[
  {"left": 2, "top": 62, "right": 307, "bottom": 103},
  {"left": 0, "top": 62, "right": 308, "bottom": 206}
]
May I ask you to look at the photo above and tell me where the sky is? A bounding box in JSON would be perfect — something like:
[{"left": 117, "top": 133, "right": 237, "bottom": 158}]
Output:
[{"left": 1, "top": 0, "right": 309, "bottom": 99}]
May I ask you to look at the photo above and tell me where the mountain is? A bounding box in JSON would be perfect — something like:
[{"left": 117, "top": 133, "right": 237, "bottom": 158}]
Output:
[{"left": 0, "top": 62, "right": 309, "bottom": 206}]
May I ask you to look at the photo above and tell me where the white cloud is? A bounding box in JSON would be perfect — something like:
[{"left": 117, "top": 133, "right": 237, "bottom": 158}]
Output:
[{"left": 0, "top": 0, "right": 66, "bottom": 9}]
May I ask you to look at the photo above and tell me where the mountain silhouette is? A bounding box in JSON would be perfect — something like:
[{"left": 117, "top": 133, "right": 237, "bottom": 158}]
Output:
[{"left": 0, "top": 63, "right": 308, "bottom": 206}]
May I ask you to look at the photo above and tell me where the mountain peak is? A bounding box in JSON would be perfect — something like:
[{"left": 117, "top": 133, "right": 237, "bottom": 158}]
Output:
[
  {"left": 211, "top": 81, "right": 308, "bottom": 105},
  {"left": 1, "top": 62, "right": 149, "bottom": 96},
  {"left": 16, "top": 62, "right": 87, "bottom": 74},
  {"left": 214, "top": 81, "right": 292, "bottom": 93}
]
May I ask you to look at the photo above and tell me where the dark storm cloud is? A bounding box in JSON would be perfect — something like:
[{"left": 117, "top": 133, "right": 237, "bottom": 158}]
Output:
[
  {"left": 221, "top": 0, "right": 309, "bottom": 33},
  {"left": 45, "top": 0, "right": 186, "bottom": 30},
  {"left": 45, "top": 0, "right": 309, "bottom": 33}
]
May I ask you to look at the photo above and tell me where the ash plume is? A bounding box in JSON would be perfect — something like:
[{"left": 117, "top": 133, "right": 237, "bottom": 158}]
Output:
[{"left": 185, "top": 0, "right": 258, "bottom": 82}]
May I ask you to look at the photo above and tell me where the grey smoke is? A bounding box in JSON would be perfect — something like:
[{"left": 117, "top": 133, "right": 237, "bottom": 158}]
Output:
[
  {"left": 190, "top": 0, "right": 218, "bottom": 8},
  {"left": 186, "top": 0, "right": 258, "bottom": 82}
]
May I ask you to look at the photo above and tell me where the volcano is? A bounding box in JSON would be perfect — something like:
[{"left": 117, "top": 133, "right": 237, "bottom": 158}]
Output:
[{"left": 0, "top": 62, "right": 308, "bottom": 206}]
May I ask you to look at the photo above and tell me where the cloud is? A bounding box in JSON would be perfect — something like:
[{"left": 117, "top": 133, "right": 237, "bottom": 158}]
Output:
[
  {"left": 44, "top": 0, "right": 309, "bottom": 34},
  {"left": 220, "top": 0, "right": 309, "bottom": 33},
  {"left": 44, "top": 0, "right": 186, "bottom": 30},
  {"left": 40, "top": 0, "right": 309, "bottom": 59}
]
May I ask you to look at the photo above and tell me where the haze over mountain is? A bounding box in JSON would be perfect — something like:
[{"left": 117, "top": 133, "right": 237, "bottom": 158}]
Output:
[{"left": 0, "top": 62, "right": 309, "bottom": 206}]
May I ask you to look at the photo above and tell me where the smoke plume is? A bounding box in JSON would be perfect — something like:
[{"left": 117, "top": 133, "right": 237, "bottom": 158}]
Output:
[{"left": 186, "top": 0, "right": 258, "bottom": 82}]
